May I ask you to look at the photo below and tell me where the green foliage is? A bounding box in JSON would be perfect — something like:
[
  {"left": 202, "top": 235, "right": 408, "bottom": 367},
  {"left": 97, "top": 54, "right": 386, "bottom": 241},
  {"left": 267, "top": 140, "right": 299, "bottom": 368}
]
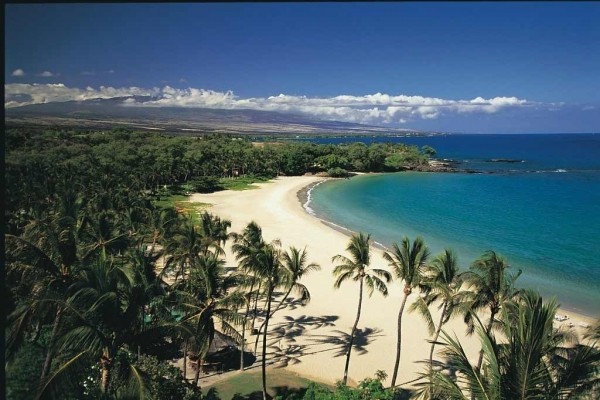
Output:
[
  {"left": 302, "top": 378, "right": 398, "bottom": 399},
  {"left": 106, "top": 353, "right": 201, "bottom": 400},
  {"left": 421, "top": 145, "right": 436, "bottom": 157},
  {"left": 203, "top": 369, "right": 316, "bottom": 399},
  {"left": 188, "top": 176, "right": 224, "bottom": 193},
  {"left": 8, "top": 127, "right": 597, "bottom": 400},
  {"left": 327, "top": 167, "right": 351, "bottom": 178},
  {"left": 5, "top": 341, "right": 46, "bottom": 400},
  {"left": 219, "top": 175, "right": 272, "bottom": 191},
  {"left": 316, "top": 153, "right": 350, "bottom": 170},
  {"left": 5, "top": 128, "right": 434, "bottom": 232}
]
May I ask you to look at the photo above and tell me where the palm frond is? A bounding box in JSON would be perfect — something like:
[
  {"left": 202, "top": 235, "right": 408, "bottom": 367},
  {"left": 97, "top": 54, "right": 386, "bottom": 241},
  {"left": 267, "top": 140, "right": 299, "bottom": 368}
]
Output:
[
  {"left": 409, "top": 296, "right": 435, "bottom": 336},
  {"left": 35, "top": 350, "right": 89, "bottom": 400}
]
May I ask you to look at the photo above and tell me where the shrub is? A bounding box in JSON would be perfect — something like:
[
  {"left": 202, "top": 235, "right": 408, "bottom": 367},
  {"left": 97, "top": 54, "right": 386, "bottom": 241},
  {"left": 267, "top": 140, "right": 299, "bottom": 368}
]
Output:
[
  {"left": 327, "top": 168, "right": 351, "bottom": 178},
  {"left": 188, "top": 176, "right": 224, "bottom": 193}
]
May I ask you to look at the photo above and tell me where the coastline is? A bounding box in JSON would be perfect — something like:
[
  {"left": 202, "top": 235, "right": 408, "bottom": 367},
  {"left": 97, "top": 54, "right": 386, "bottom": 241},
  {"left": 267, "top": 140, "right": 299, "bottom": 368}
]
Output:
[
  {"left": 189, "top": 176, "right": 596, "bottom": 387},
  {"left": 300, "top": 177, "right": 597, "bottom": 322}
]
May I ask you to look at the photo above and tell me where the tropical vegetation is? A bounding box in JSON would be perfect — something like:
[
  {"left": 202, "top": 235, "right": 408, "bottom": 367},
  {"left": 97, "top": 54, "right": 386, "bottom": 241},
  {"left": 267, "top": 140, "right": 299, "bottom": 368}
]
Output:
[{"left": 5, "top": 127, "right": 599, "bottom": 399}]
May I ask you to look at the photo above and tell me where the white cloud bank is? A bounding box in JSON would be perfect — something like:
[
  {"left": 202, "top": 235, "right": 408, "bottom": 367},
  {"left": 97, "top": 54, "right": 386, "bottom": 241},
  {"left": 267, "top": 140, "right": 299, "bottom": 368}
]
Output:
[
  {"left": 5, "top": 83, "right": 535, "bottom": 125},
  {"left": 4, "top": 83, "right": 160, "bottom": 108},
  {"left": 11, "top": 69, "right": 25, "bottom": 76}
]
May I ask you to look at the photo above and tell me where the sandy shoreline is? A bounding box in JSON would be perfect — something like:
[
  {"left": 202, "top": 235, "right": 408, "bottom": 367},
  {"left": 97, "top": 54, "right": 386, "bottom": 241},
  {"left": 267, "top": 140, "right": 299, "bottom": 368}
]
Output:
[{"left": 189, "top": 176, "right": 596, "bottom": 387}]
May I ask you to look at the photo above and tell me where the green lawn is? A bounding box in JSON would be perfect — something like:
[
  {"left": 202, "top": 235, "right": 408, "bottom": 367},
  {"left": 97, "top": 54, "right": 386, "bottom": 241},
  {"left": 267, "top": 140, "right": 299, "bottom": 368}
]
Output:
[
  {"left": 203, "top": 369, "right": 319, "bottom": 399},
  {"left": 219, "top": 176, "right": 272, "bottom": 191},
  {"left": 154, "top": 194, "right": 212, "bottom": 220}
]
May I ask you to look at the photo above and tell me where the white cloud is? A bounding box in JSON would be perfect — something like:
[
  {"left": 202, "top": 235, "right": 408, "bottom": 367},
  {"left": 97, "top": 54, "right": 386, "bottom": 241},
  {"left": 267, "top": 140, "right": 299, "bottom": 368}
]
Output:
[
  {"left": 107, "top": 69, "right": 115, "bottom": 74},
  {"left": 4, "top": 83, "right": 537, "bottom": 125},
  {"left": 4, "top": 83, "right": 160, "bottom": 107},
  {"left": 36, "top": 71, "right": 58, "bottom": 77},
  {"left": 11, "top": 69, "right": 25, "bottom": 77},
  {"left": 81, "top": 71, "right": 96, "bottom": 76}
]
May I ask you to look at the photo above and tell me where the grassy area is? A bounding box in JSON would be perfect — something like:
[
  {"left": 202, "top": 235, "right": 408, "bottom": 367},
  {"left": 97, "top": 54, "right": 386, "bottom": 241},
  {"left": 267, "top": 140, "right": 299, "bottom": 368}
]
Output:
[
  {"left": 154, "top": 194, "right": 212, "bottom": 220},
  {"left": 203, "top": 369, "right": 319, "bottom": 399},
  {"left": 219, "top": 176, "right": 272, "bottom": 191}
]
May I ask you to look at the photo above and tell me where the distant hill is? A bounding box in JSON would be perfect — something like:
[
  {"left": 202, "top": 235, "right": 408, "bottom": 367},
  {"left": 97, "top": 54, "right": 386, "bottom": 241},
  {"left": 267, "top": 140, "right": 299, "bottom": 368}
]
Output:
[{"left": 5, "top": 96, "right": 430, "bottom": 136}]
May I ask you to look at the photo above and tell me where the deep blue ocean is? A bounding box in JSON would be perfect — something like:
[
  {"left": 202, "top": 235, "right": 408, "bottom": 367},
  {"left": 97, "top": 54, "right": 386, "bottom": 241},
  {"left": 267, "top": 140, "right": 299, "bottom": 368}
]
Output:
[{"left": 305, "top": 134, "right": 600, "bottom": 316}]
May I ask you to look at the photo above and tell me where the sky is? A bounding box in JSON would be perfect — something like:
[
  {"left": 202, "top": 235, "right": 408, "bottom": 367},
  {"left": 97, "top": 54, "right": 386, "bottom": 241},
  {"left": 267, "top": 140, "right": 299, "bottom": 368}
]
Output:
[{"left": 5, "top": 2, "right": 600, "bottom": 133}]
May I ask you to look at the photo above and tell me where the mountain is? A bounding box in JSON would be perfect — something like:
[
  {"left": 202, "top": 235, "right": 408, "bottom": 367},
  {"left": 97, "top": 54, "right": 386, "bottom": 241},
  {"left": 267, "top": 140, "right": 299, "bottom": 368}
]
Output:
[{"left": 5, "top": 96, "right": 427, "bottom": 136}]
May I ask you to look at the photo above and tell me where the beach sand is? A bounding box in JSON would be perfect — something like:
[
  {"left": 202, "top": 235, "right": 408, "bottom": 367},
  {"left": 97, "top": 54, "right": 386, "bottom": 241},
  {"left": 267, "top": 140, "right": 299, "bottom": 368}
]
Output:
[{"left": 188, "top": 176, "right": 596, "bottom": 387}]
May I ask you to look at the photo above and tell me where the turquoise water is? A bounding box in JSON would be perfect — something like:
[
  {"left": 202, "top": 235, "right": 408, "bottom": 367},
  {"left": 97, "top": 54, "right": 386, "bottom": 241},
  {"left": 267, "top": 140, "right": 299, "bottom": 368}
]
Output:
[{"left": 308, "top": 134, "right": 600, "bottom": 316}]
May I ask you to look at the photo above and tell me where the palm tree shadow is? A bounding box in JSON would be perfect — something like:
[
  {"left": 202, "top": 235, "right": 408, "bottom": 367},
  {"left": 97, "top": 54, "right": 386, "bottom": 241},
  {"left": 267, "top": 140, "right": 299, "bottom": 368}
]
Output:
[
  {"left": 308, "top": 327, "right": 383, "bottom": 357},
  {"left": 278, "top": 296, "right": 306, "bottom": 311},
  {"left": 268, "top": 342, "right": 307, "bottom": 368},
  {"left": 271, "top": 314, "right": 339, "bottom": 342}
]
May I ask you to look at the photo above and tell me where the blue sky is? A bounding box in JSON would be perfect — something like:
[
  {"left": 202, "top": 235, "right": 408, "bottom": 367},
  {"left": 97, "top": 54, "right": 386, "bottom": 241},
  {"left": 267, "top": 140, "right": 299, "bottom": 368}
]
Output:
[{"left": 5, "top": 2, "right": 600, "bottom": 133}]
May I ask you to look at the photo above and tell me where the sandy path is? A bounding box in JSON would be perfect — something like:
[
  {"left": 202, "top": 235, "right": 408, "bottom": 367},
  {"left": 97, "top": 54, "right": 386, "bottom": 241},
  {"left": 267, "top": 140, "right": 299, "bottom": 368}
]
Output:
[{"left": 189, "top": 176, "right": 596, "bottom": 388}]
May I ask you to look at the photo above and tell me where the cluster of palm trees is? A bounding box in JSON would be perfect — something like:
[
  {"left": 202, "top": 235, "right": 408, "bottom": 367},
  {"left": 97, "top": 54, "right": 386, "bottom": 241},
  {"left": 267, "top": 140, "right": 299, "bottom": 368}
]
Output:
[
  {"left": 6, "top": 181, "right": 598, "bottom": 400},
  {"left": 332, "top": 233, "right": 599, "bottom": 399},
  {"left": 5, "top": 185, "right": 319, "bottom": 399}
]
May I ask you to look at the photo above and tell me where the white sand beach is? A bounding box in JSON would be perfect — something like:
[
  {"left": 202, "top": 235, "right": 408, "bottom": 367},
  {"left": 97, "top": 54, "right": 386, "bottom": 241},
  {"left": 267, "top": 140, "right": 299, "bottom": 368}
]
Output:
[{"left": 188, "top": 176, "right": 596, "bottom": 387}]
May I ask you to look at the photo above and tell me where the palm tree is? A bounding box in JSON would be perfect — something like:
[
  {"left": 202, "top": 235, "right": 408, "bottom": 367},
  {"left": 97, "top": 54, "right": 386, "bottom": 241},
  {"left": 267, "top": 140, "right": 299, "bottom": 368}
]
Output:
[
  {"left": 254, "top": 242, "right": 287, "bottom": 400},
  {"left": 163, "top": 216, "right": 209, "bottom": 283},
  {"left": 36, "top": 256, "right": 143, "bottom": 396},
  {"left": 332, "top": 233, "right": 391, "bottom": 385},
  {"left": 144, "top": 206, "right": 178, "bottom": 256},
  {"left": 125, "top": 244, "right": 171, "bottom": 358},
  {"left": 409, "top": 249, "right": 466, "bottom": 370},
  {"left": 584, "top": 319, "right": 600, "bottom": 343},
  {"left": 197, "top": 211, "right": 232, "bottom": 254},
  {"left": 176, "top": 253, "right": 244, "bottom": 387},
  {"left": 80, "top": 211, "right": 129, "bottom": 263},
  {"left": 463, "top": 250, "right": 521, "bottom": 372},
  {"left": 383, "top": 236, "right": 430, "bottom": 387},
  {"left": 414, "top": 290, "right": 600, "bottom": 400},
  {"left": 253, "top": 246, "right": 320, "bottom": 354},
  {"left": 231, "top": 221, "right": 268, "bottom": 370},
  {"left": 5, "top": 187, "right": 86, "bottom": 384}
]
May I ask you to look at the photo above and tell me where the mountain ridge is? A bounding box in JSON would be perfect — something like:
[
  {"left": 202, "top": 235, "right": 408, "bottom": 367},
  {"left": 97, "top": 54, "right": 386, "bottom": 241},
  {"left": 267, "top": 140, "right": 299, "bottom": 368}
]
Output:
[{"left": 5, "top": 96, "right": 433, "bottom": 136}]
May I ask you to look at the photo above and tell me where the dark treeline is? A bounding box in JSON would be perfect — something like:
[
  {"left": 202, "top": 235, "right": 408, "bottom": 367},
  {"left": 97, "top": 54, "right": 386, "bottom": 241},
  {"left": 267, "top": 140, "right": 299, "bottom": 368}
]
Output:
[{"left": 5, "top": 127, "right": 433, "bottom": 234}]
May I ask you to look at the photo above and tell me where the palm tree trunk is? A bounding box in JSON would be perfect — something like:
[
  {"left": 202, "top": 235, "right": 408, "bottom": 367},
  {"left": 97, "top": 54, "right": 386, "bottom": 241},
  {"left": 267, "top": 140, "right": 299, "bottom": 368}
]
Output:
[
  {"left": 251, "top": 281, "right": 262, "bottom": 331},
  {"left": 183, "top": 341, "right": 188, "bottom": 381},
  {"left": 391, "top": 289, "right": 410, "bottom": 387},
  {"left": 343, "top": 277, "right": 364, "bottom": 385},
  {"left": 262, "top": 283, "right": 274, "bottom": 400},
  {"left": 270, "top": 286, "right": 293, "bottom": 319},
  {"left": 100, "top": 347, "right": 113, "bottom": 393},
  {"left": 253, "top": 298, "right": 271, "bottom": 354},
  {"left": 240, "top": 281, "right": 256, "bottom": 370},
  {"left": 150, "top": 232, "right": 158, "bottom": 256},
  {"left": 429, "top": 303, "right": 448, "bottom": 371},
  {"left": 40, "top": 306, "right": 63, "bottom": 383},
  {"left": 476, "top": 310, "right": 496, "bottom": 371},
  {"left": 254, "top": 286, "right": 293, "bottom": 354},
  {"left": 193, "top": 357, "right": 202, "bottom": 387}
]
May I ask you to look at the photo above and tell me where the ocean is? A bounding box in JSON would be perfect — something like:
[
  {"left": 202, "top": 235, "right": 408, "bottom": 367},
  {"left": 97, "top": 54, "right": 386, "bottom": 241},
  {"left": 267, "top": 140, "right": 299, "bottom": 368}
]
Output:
[{"left": 305, "top": 134, "right": 600, "bottom": 316}]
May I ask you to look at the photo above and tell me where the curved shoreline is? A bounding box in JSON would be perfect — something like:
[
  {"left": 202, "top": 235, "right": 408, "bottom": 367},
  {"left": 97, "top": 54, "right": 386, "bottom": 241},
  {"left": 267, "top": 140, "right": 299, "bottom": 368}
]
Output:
[
  {"left": 297, "top": 176, "right": 597, "bottom": 320},
  {"left": 189, "top": 176, "right": 595, "bottom": 387},
  {"left": 298, "top": 178, "right": 391, "bottom": 252}
]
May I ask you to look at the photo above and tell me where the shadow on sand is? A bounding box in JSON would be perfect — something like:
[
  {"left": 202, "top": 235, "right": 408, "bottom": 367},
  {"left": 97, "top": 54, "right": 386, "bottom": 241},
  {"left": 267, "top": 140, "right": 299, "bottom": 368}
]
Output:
[{"left": 307, "top": 327, "right": 384, "bottom": 357}]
